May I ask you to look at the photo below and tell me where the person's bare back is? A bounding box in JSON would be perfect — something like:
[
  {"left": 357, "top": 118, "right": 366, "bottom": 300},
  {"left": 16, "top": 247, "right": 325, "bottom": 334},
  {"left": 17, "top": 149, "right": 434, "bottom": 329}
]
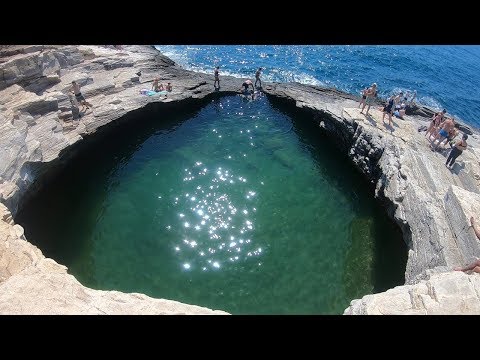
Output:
[
  {"left": 70, "top": 80, "right": 92, "bottom": 113},
  {"left": 71, "top": 82, "right": 81, "bottom": 95},
  {"left": 442, "top": 118, "right": 455, "bottom": 133}
]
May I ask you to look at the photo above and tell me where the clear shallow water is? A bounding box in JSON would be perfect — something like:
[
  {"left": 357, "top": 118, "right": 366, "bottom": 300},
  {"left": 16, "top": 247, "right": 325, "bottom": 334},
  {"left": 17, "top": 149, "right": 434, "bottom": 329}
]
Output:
[
  {"left": 157, "top": 45, "right": 480, "bottom": 128},
  {"left": 17, "top": 96, "right": 406, "bottom": 314}
]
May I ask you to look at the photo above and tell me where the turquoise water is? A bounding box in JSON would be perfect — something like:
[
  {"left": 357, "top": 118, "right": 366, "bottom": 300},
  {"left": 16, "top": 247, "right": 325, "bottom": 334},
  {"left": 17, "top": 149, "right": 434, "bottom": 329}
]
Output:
[
  {"left": 17, "top": 95, "right": 406, "bottom": 314},
  {"left": 157, "top": 45, "right": 480, "bottom": 128}
]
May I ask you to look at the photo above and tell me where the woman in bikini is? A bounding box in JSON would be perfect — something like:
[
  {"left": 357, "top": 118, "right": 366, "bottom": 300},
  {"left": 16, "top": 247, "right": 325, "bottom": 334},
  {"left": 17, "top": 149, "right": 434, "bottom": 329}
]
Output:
[{"left": 425, "top": 109, "right": 446, "bottom": 140}]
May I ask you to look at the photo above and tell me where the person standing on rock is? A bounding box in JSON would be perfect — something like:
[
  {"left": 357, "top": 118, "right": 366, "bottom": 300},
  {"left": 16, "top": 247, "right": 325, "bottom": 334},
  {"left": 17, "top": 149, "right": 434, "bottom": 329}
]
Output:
[
  {"left": 445, "top": 133, "right": 467, "bottom": 169},
  {"left": 255, "top": 67, "right": 262, "bottom": 88},
  {"left": 358, "top": 87, "right": 368, "bottom": 109},
  {"left": 360, "top": 83, "right": 377, "bottom": 116},
  {"left": 425, "top": 109, "right": 446, "bottom": 140},
  {"left": 431, "top": 117, "right": 455, "bottom": 151},
  {"left": 70, "top": 81, "right": 92, "bottom": 113},
  {"left": 214, "top": 66, "right": 220, "bottom": 89},
  {"left": 382, "top": 95, "right": 395, "bottom": 126}
]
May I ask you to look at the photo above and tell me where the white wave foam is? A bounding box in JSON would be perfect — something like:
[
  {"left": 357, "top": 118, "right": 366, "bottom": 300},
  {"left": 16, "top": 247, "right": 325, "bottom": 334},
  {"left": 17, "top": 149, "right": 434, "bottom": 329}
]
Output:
[
  {"left": 155, "top": 46, "right": 189, "bottom": 66},
  {"left": 418, "top": 96, "right": 444, "bottom": 112}
]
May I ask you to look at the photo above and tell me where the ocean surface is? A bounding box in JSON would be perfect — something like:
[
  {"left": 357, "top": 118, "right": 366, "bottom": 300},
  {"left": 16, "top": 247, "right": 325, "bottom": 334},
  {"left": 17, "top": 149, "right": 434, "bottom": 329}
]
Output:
[{"left": 156, "top": 45, "right": 480, "bottom": 129}]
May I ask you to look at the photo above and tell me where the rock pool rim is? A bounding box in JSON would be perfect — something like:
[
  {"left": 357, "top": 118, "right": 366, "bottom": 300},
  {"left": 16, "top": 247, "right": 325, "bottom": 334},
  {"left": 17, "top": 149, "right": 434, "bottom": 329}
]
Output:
[
  {"left": 14, "top": 93, "right": 407, "bottom": 314},
  {"left": 4, "top": 45, "right": 476, "bottom": 314}
]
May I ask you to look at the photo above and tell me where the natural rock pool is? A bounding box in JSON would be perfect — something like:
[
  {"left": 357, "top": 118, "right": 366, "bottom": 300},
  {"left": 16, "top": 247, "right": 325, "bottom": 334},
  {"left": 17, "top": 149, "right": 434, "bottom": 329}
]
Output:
[{"left": 16, "top": 95, "right": 407, "bottom": 314}]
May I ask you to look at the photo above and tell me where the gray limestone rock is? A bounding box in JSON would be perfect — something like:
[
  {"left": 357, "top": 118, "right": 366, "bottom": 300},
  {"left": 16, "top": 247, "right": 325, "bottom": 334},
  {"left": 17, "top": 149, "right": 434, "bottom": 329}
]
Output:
[{"left": 1, "top": 45, "right": 479, "bottom": 314}]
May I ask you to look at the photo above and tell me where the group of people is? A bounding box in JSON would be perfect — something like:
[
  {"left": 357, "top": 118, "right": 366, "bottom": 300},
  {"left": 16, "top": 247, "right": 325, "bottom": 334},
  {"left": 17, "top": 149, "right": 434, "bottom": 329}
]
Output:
[
  {"left": 359, "top": 85, "right": 414, "bottom": 126},
  {"left": 358, "top": 84, "right": 469, "bottom": 169},
  {"left": 358, "top": 82, "right": 477, "bottom": 276},
  {"left": 381, "top": 92, "right": 409, "bottom": 126},
  {"left": 425, "top": 109, "right": 468, "bottom": 168},
  {"left": 66, "top": 76, "right": 175, "bottom": 122},
  {"left": 213, "top": 66, "right": 263, "bottom": 92},
  {"left": 152, "top": 78, "right": 173, "bottom": 92}
]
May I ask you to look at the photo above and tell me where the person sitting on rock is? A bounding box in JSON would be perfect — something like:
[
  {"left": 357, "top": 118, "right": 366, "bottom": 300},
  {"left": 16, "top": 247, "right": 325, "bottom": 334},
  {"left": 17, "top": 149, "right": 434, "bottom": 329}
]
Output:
[
  {"left": 70, "top": 81, "right": 92, "bottom": 113},
  {"left": 152, "top": 78, "right": 164, "bottom": 92},
  {"left": 392, "top": 101, "right": 407, "bottom": 120},
  {"left": 166, "top": 82, "right": 173, "bottom": 92},
  {"left": 393, "top": 108, "right": 406, "bottom": 120}
]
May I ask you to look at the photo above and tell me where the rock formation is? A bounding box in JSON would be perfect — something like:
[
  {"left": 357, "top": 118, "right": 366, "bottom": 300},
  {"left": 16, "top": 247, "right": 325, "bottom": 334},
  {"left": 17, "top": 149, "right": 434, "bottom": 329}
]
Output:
[
  {"left": 1, "top": 45, "right": 479, "bottom": 314},
  {"left": 261, "top": 83, "right": 480, "bottom": 314}
]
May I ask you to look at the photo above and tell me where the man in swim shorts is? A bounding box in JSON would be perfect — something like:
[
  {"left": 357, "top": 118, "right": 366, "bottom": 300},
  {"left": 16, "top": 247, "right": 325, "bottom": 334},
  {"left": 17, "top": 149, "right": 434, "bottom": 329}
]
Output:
[
  {"left": 360, "top": 83, "right": 377, "bottom": 116},
  {"left": 431, "top": 117, "right": 455, "bottom": 151},
  {"left": 70, "top": 81, "right": 92, "bottom": 113}
]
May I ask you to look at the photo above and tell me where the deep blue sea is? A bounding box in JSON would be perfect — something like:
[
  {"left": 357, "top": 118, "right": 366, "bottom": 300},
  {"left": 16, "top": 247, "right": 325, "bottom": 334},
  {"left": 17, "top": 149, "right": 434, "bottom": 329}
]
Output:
[{"left": 156, "top": 45, "right": 480, "bottom": 129}]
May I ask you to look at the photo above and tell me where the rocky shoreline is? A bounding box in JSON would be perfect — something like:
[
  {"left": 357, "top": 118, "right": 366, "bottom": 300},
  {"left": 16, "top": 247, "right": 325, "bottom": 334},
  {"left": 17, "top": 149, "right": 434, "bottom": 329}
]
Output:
[{"left": 1, "top": 45, "right": 479, "bottom": 314}]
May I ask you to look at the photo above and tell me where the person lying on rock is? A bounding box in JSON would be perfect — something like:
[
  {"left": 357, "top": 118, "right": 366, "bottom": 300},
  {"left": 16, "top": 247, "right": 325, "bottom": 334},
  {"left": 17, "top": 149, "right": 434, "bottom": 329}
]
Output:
[
  {"left": 454, "top": 217, "right": 480, "bottom": 273},
  {"left": 455, "top": 259, "right": 480, "bottom": 274},
  {"left": 70, "top": 81, "right": 92, "bottom": 113},
  {"left": 470, "top": 216, "right": 480, "bottom": 240}
]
